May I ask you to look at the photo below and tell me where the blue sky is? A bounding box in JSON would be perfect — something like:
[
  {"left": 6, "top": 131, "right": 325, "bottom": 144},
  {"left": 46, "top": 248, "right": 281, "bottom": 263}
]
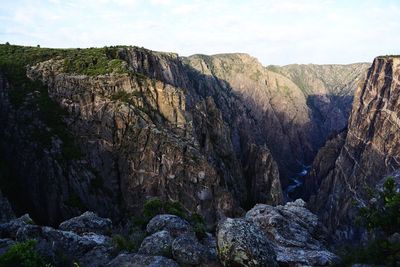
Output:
[{"left": 1, "top": 0, "right": 399, "bottom": 65}]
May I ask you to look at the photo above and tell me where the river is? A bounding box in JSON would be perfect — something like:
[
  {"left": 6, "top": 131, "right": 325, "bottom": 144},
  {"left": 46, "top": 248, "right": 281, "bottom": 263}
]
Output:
[{"left": 283, "top": 165, "right": 311, "bottom": 201}]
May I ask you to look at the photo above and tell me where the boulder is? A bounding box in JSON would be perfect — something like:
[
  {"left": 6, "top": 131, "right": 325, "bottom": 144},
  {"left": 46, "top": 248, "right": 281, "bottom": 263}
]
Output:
[
  {"left": 106, "top": 253, "right": 179, "bottom": 267},
  {"left": 171, "top": 234, "right": 206, "bottom": 265},
  {"left": 16, "top": 224, "right": 112, "bottom": 265},
  {"left": 0, "top": 214, "right": 33, "bottom": 239},
  {"left": 138, "top": 230, "right": 173, "bottom": 257},
  {"left": 79, "top": 245, "right": 113, "bottom": 267},
  {"left": 146, "top": 214, "right": 193, "bottom": 237},
  {"left": 59, "top": 211, "right": 112, "bottom": 235},
  {"left": 246, "top": 199, "right": 339, "bottom": 266},
  {"left": 217, "top": 218, "right": 278, "bottom": 267}
]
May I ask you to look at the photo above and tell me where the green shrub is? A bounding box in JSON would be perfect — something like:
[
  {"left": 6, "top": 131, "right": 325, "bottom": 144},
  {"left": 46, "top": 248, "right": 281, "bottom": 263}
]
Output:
[
  {"left": 358, "top": 176, "right": 400, "bottom": 234},
  {"left": 164, "top": 201, "right": 185, "bottom": 218},
  {"left": 341, "top": 176, "right": 400, "bottom": 266},
  {"left": 0, "top": 240, "right": 47, "bottom": 267},
  {"left": 143, "top": 198, "right": 163, "bottom": 218}
]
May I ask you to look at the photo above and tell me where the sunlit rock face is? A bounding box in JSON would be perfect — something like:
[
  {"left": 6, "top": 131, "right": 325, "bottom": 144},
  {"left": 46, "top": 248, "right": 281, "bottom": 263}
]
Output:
[{"left": 0, "top": 47, "right": 284, "bottom": 226}]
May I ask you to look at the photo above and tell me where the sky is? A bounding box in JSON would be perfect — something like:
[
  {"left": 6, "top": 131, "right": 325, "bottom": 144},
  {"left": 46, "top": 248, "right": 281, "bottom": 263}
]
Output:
[{"left": 0, "top": 0, "right": 400, "bottom": 65}]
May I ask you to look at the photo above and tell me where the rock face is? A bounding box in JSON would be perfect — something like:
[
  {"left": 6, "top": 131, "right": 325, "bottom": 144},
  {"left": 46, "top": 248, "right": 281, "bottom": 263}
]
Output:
[
  {"left": 187, "top": 55, "right": 369, "bottom": 183},
  {"left": 216, "top": 217, "right": 278, "bottom": 267},
  {"left": 308, "top": 56, "right": 400, "bottom": 240},
  {"left": 302, "top": 130, "right": 347, "bottom": 200},
  {"left": 0, "top": 46, "right": 286, "bottom": 226},
  {"left": 245, "top": 199, "right": 338, "bottom": 266}
]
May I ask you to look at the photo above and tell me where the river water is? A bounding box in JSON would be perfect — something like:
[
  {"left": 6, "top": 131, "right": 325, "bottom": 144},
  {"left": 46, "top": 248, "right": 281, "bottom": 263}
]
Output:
[{"left": 283, "top": 165, "right": 311, "bottom": 201}]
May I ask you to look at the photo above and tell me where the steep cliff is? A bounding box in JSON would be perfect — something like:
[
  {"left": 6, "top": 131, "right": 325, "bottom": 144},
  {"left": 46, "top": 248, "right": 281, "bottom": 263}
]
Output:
[
  {"left": 0, "top": 44, "right": 370, "bottom": 229},
  {"left": 308, "top": 56, "right": 400, "bottom": 240},
  {"left": 187, "top": 55, "right": 368, "bottom": 184},
  {"left": 0, "top": 45, "right": 282, "bottom": 226}
]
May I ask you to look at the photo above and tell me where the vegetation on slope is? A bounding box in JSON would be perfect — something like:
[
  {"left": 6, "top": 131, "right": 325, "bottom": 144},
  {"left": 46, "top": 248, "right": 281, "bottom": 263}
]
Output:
[
  {"left": 0, "top": 240, "right": 48, "bottom": 267},
  {"left": 340, "top": 176, "right": 400, "bottom": 266},
  {"left": 0, "top": 44, "right": 133, "bottom": 160}
]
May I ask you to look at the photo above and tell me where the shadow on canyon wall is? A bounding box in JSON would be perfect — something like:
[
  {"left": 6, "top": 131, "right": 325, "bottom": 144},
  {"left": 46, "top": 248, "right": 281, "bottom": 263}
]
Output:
[{"left": 0, "top": 53, "right": 356, "bottom": 226}]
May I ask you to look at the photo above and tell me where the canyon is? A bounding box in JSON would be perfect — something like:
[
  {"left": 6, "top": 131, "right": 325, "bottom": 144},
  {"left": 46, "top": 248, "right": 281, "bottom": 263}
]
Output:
[{"left": 1, "top": 44, "right": 399, "bottom": 266}]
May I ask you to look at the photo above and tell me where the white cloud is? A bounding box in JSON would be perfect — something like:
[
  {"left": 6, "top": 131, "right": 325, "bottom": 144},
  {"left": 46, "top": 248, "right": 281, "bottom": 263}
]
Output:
[{"left": 0, "top": 0, "right": 399, "bottom": 65}]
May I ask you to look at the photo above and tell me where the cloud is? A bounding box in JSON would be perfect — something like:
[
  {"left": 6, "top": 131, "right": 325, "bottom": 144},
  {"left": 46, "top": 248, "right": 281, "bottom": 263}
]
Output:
[{"left": 0, "top": 0, "right": 399, "bottom": 65}]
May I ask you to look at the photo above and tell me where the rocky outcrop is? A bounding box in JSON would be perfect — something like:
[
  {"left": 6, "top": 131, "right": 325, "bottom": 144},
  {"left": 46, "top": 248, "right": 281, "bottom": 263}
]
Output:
[
  {"left": 216, "top": 218, "right": 278, "bottom": 267},
  {"left": 0, "top": 212, "right": 113, "bottom": 266},
  {"left": 0, "top": 214, "right": 34, "bottom": 239},
  {"left": 302, "top": 130, "right": 347, "bottom": 200},
  {"left": 59, "top": 211, "right": 112, "bottom": 235},
  {"left": 216, "top": 200, "right": 337, "bottom": 266},
  {"left": 0, "top": 211, "right": 217, "bottom": 266},
  {"left": 146, "top": 214, "right": 194, "bottom": 237},
  {"left": 246, "top": 199, "right": 338, "bottom": 266},
  {"left": 308, "top": 56, "right": 400, "bottom": 240},
  {"left": 144, "top": 214, "right": 218, "bottom": 266}
]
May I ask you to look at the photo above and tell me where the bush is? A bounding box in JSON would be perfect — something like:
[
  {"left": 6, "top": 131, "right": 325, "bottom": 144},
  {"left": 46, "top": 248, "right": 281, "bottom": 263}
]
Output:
[
  {"left": 359, "top": 176, "right": 400, "bottom": 234},
  {"left": 143, "top": 198, "right": 163, "bottom": 218},
  {"left": 0, "top": 240, "right": 47, "bottom": 267},
  {"left": 341, "top": 176, "right": 400, "bottom": 266},
  {"left": 163, "top": 201, "right": 185, "bottom": 218}
]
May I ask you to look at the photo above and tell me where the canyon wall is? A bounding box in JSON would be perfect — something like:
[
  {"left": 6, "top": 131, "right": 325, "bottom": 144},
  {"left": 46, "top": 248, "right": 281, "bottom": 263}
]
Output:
[{"left": 308, "top": 56, "right": 400, "bottom": 240}]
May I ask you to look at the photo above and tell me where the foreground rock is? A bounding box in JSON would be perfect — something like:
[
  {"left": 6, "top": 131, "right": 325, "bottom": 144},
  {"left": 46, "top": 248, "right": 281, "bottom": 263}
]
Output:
[
  {"left": 0, "top": 211, "right": 219, "bottom": 266},
  {"left": 0, "top": 214, "right": 34, "bottom": 239},
  {"left": 138, "top": 230, "right": 173, "bottom": 256},
  {"left": 246, "top": 199, "right": 339, "bottom": 266},
  {"left": 106, "top": 253, "right": 178, "bottom": 267},
  {"left": 217, "top": 218, "right": 278, "bottom": 266},
  {"left": 143, "top": 214, "right": 219, "bottom": 266},
  {"left": 0, "top": 212, "right": 114, "bottom": 266},
  {"left": 59, "top": 211, "right": 112, "bottom": 235},
  {"left": 146, "top": 214, "right": 194, "bottom": 237}
]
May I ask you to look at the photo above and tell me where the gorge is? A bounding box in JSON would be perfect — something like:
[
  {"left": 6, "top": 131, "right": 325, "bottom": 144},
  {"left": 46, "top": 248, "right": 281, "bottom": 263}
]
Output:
[{"left": 0, "top": 44, "right": 399, "bottom": 266}]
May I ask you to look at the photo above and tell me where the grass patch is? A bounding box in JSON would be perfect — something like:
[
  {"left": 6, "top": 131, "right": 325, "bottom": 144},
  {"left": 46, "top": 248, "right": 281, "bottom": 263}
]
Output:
[
  {"left": 0, "top": 240, "right": 48, "bottom": 267},
  {"left": 63, "top": 47, "right": 127, "bottom": 75}
]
